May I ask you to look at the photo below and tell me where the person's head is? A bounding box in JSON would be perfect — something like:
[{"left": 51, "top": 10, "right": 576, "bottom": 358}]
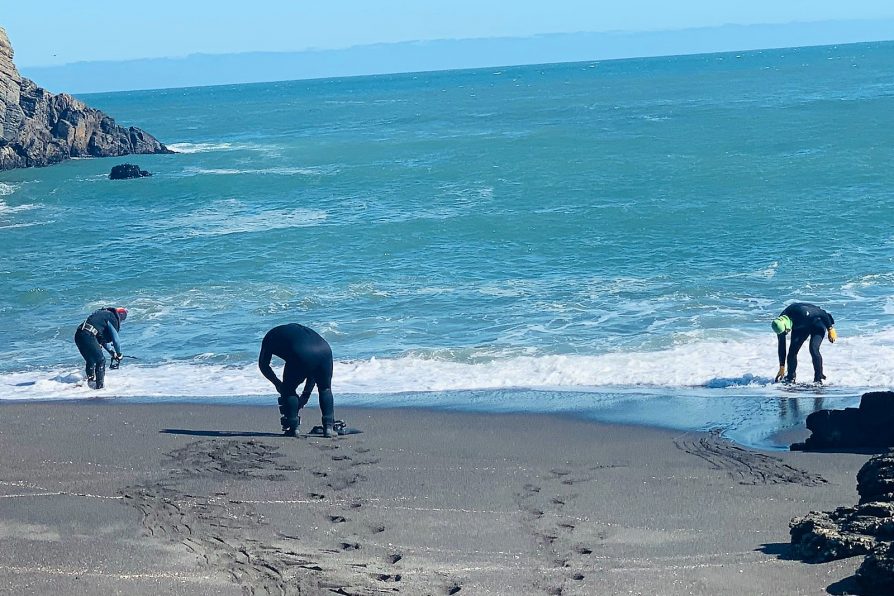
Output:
[
  {"left": 108, "top": 307, "right": 128, "bottom": 323},
  {"left": 771, "top": 315, "right": 792, "bottom": 335}
]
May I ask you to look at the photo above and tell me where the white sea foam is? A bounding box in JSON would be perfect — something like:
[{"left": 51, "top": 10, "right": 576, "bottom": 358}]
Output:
[
  {"left": 183, "top": 207, "right": 327, "bottom": 237},
  {"left": 0, "top": 221, "right": 47, "bottom": 230},
  {"left": 188, "top": 167, "right": 244, "bottom": 175},
  {"left": 0, "top": 200, "right": 36, "bottom": 215},
  {"left": 754, "top": 261, "right": 778, "bottom": 279},
  {"left": 168, "top": 141, "right": 284, "bottom": 156},
  {"left": 336, "top": 332, "right": 894, "bottom": 393},
  {"left": 167, "top": 142, "right": 235, "bottom": 153},
  {"left": 150, "top": 199, "right": 328, "bottom": 237},
  {"left": 0, "top": 196, "right": 44, "bottom": 230},
  {"left": 4, "top": 331, "right": 893, "bottom": 401},
  {"left": 0, "top": 182, "right": 19, "bottom": 196},
  {"left": 183, "top": 166, "right": 329, "bottom": 176},
  {"left": 0, "top": 364, "right": 270, "bottom": 401}
]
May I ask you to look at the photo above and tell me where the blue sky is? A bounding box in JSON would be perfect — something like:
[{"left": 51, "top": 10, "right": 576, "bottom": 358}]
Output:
[{"left": 5, "top": 1, "right": 894, "bottom": 66}]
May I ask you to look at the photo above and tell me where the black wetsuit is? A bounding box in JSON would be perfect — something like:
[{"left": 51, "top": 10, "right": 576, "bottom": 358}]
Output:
[
  {"left": 777, "top": 303, "right": 834, "bottom": 383},
  {"left": 258, "top": 324, "right": 335, "bottom": 434},
  {"left": 74, "top": 308, "right": 123, "bottom": 389}
]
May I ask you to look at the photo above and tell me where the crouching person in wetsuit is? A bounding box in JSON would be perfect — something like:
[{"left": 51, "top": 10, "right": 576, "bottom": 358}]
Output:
[
  {"left": 74, "top": 307, "right": 128, "bottom": 389},
  {"left": 771, "top": 302, "right": 837, "bottom": 384},
  {"left": 258, "top": 323, "right": 337, "bottom": 438}
]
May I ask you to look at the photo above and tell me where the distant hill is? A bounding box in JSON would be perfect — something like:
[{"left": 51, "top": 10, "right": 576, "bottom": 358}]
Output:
[{"left": 21, "top": 19, "right": 894, "bottom": 95}]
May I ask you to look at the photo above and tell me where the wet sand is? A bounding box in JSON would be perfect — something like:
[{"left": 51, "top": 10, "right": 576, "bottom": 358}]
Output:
[{"left": 0, "top": 402, "right": 871, "bottom": 595}]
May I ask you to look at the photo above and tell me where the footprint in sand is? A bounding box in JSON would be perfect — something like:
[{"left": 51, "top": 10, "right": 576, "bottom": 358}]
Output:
[{"left": 375, "top": 573, "right": 401, "bottom": 582}]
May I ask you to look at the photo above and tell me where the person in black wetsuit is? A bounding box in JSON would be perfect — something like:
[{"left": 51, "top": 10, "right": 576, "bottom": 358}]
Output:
[
  {"left": 258, "top": 323, "right": 337, "bottom": 438},
  {"left": 771, "top": 302, "right": 837, "bottom": 384},
  {"left": 74, "top": 307, "right": 128, "bottom": 389}
]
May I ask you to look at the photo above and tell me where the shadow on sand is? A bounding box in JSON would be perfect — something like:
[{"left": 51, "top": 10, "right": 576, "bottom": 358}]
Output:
[
  {"left": 160, "top": 428, "right": 284, "bottom": 438},
  {"left": 826, "top": 576, "right": 862, "bottom": 595},
  {"left": 757, "top": 542, "right": 796, "bottom": 560},
  {"left": 759, "top": 543, "right": 865, "bottom": 595}
]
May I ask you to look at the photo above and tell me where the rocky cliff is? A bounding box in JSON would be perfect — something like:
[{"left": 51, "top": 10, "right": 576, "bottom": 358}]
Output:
[{"left": 0, "top": 27, "right": 171, "bottom": 170}]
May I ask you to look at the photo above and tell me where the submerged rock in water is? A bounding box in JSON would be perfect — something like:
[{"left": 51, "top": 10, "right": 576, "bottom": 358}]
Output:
[
  {"left": 0, "top": 26, "right": 172, "bottom": 170},
  {"left": 790, "top": 453, "right": 894, "bottom": 592},
  {"left": 109, "top": 163, "right": 151, "bottom": 179},
  {"left": 790, "top": 392, "right": 894, "bottom": 451}
]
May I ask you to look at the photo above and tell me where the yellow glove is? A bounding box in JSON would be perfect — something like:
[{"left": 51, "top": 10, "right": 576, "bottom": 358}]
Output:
[
  {"left": 774, "top": 365, "right": 786, "bottom": 383},
  {"left": 828, "top": 328, "right": 837, "bottom": 343}
]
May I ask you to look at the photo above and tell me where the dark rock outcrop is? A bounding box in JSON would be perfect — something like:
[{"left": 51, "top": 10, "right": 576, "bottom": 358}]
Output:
[
  {"left": 860, "top": 541, "right": 894, "bottom": 595},
  {"left": 790, "top": 453, "right": 894, "bottom": 594},
  {"left": 0, "top": 27, "right": 171, "bottom": 170},
  {"left": 791, "top": 392, "right": 894, "bottom": 451},
  {"left": 859, "top": 454, "right": 894, "bottom": 503},
  {"left": 109, "top": 163, "right": 151, "bottom": 180},
  {"left": 789, "top": 505, "right": 881, "bottom": 563}
]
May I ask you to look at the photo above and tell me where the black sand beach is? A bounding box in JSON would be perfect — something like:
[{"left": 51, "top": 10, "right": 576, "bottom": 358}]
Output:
[{"left": 0, "top": 402, "right": 871, "bottom": 595}]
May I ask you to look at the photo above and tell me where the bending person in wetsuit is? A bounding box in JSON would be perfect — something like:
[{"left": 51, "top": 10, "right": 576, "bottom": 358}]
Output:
[
  {"left": 74, "top": 307, "right": 128, "bottom": 389},
  {"left": 258, "top": 323, "right": 337, "bottom": 437},
  {"left": 771, "top": 302, "right": 837, "bottom": 384}
]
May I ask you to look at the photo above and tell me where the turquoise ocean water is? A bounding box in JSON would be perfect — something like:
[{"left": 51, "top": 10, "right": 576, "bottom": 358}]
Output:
[{"left": 2, "top": 42, "right": 893, "bottom": 448}]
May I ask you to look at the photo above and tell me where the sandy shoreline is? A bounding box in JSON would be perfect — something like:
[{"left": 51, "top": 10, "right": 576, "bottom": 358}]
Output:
[{"left": 0, "top": 401, "right": 873, "bottom": 595}]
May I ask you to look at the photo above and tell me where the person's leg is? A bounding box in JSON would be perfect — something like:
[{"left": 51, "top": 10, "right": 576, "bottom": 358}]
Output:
[
  {"left": 316, "top": 359, "right": 336, "bottom": 437},
  {"left": 808, "top": 332, "right": 825, "bottom": 383},
  {"left": 74, "top": 331, "right": 97, "bottom": 382},
  {"left": 91, "top": 347, "right": 106, "bottom": 389},
  {"left": 278, "top": 363, "right": 304, "bottom": 435},
  {"left": 786, "top": 331, "right": 808, "bottom": 382},
  {"left": 74, "top": 330, "right": 106, "bottom": 388}
]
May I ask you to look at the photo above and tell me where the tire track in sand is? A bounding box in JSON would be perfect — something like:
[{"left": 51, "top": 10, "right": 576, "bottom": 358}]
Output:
[{"left": 675, "top": 431, "right": 826, "bottom": 486}]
